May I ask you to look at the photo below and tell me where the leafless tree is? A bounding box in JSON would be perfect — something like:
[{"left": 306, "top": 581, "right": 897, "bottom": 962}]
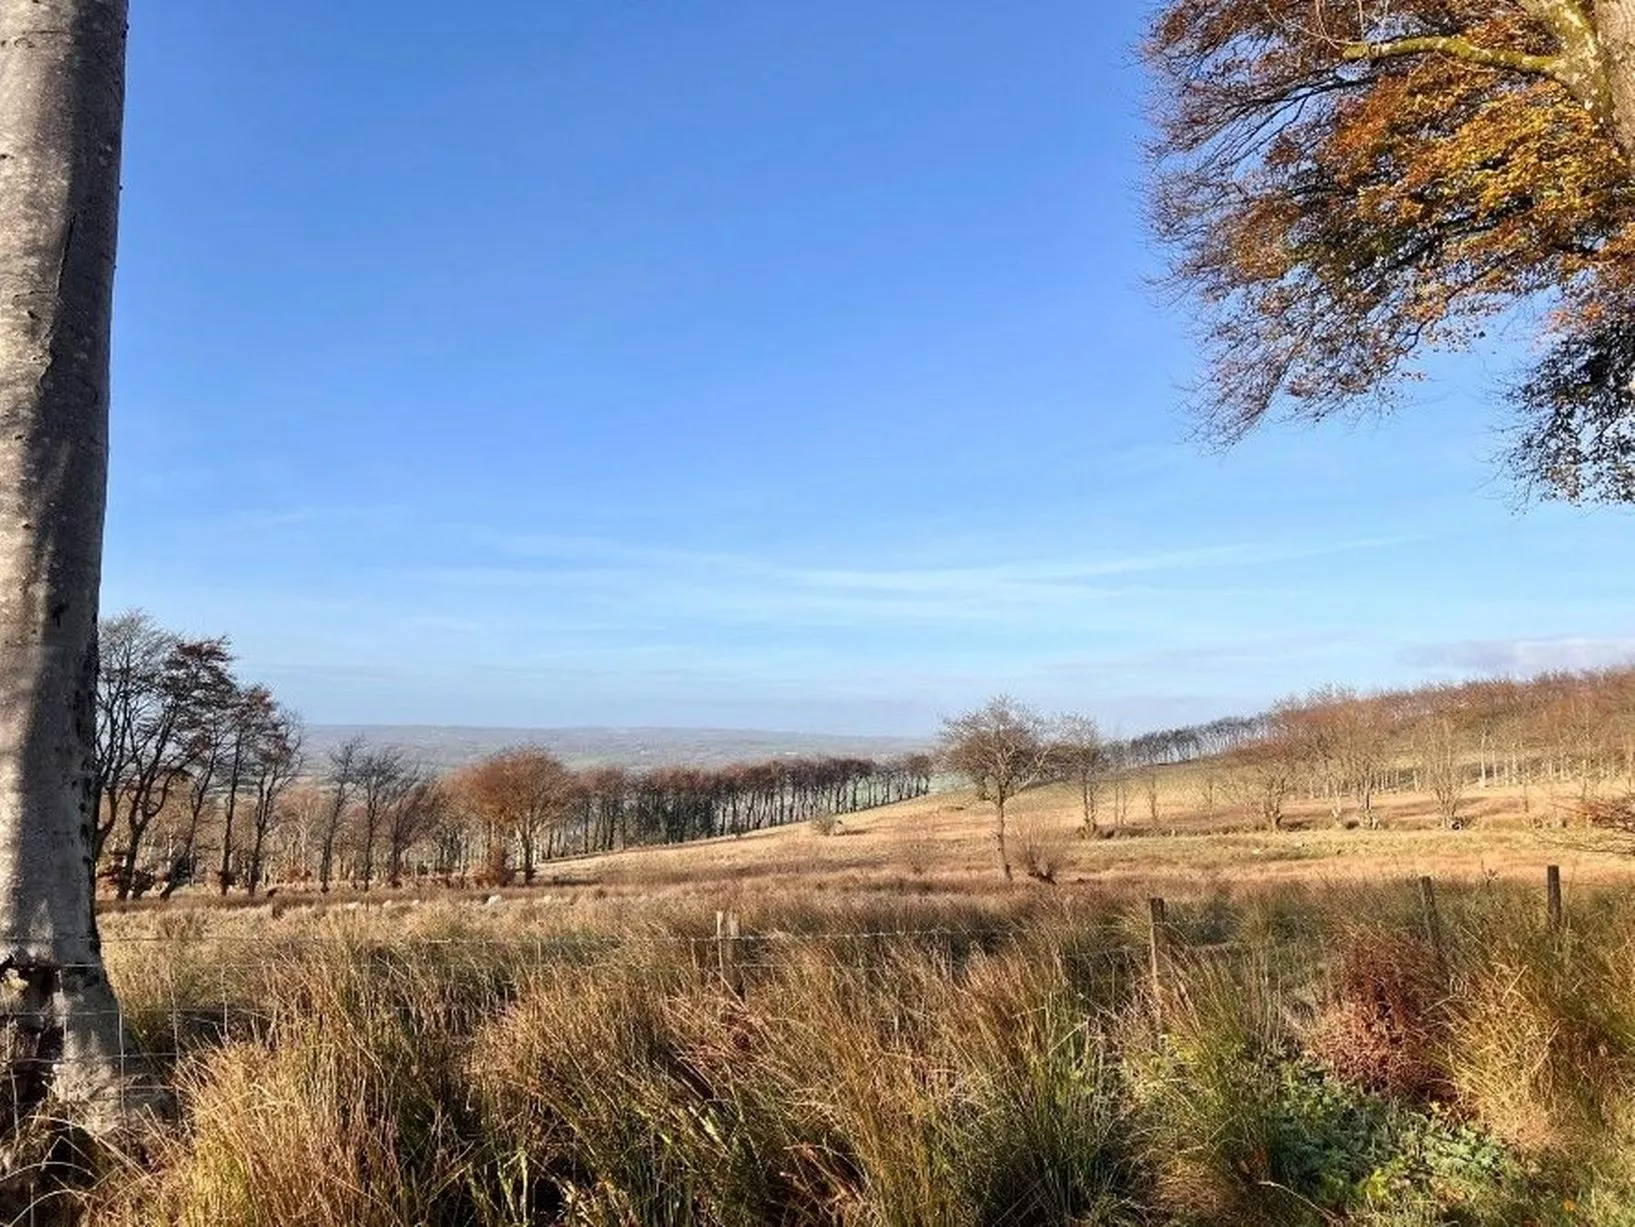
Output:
[
  {"left": 1332, "top": 694, "right": 1392, "bottom": 830},
  {"left": 384, "top": 775, "right": 448, "bottom": 888},
  {"left": 939, "top": 696, "right": 1051, "bottom": 881},
  {"left": 244, "top": 706, "right": 303, "bottom": 896},
  {"left": 1139, "top": 758, "right": 1161, "bottom": 826},
  {"left": 315, "top": 734, "right": 365, "bottom": 893},
  {"left": 1417, "top": 715, "right": 1466, "bottom": 830},
  {"left": 97, "top": 622, "right": 237, "bottom": 899},
  {"left": 1225, "top": 703, "right": 1304, "bottom": 831},
  {"left": 1049, "top": 714, "right": 1106, "bottom": 837},
  {"left": 94, "top": 610, "right": 174, "bottom": 863},
  {"left": 1287, "top": 690, "right": 1350, "bottom": 826},
  {"left": 355, "top": 746, "right": 414, "bottom": 891},
  {"left": 1111, "top": 772, "right": 1131, "bottom": 832},
  {"left": 160, "top": 642, "right": 240, "bottom": 897},
  {"left": 215, "top": 685, "right": 274, "bottom": 895},
  {"left": 1196, "top": 767, "right": 1220, "bottom": 818}
]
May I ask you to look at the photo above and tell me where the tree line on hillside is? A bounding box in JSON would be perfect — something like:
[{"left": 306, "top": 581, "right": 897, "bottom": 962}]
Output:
[
  {"left": 103, "top": 609, "right": 1635, "bottom": 897},
  {"left": 1159, "top": 672, "right": 1635, "bottom": 830},
  {"left": 941, "top": 670, "right": 1635, "bottom": 879},
  {"left": 94, "top": 611, "right": 934, "bottom": 899}
]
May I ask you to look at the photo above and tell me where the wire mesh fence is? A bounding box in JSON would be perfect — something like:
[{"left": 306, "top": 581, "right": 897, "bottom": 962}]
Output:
[{"left": 0, "top": 863, "right": 1580, "bottom": 1115}]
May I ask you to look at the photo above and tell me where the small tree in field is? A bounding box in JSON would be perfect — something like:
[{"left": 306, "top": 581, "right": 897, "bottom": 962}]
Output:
[
  {"left": 1418, "top": 715, "right": 1467, "bottom": 829},
  {"left": 1225, "top": 704, "right": 1304, "bottom": 831},
  {"left": 1049, "top": 714, "right": 1106, "bottom": 837},
  {"left": 1335, "top": 694, "right": 1393, "bottom": 830},
  {"left": 315, "top": 734, "right": 365, "bottom": 893},
  {"left": 940, "top": 696, "right": 1050, "bottom": 881}
]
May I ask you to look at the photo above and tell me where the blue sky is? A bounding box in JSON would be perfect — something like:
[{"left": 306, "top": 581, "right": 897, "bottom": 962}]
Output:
[{"left": 104, "top": 1, "right": 1635, "bottom": 737}]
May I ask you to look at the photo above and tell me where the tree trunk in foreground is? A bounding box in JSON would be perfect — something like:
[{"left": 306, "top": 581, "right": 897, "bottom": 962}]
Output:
[
  {"left": 1597, "top": 0, "right": 1635, "bottom": 163},
  {"left": 0, "top": 0, "right": 157, "bottom": 1136}
]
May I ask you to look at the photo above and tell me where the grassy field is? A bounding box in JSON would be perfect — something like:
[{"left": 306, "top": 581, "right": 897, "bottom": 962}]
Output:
[
  {"left": 473, "top": 769, "right": 1635, "bottom": 906},
  {"left": 62, "top": 879, "right": 1635, "bottom": 1226},
  {"left": 32, "top": 775, "right": 1635, "bottom": 1225}
]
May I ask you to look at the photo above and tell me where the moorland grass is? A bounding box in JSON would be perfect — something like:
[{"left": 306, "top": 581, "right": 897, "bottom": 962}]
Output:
[{"left": 59, "top": 882, "right": 1635, "bottom": 1224}]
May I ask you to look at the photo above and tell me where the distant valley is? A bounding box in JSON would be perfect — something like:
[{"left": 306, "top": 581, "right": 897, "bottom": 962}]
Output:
[{"left": 303, "top": 724, "right": 933, "bottom": 771}]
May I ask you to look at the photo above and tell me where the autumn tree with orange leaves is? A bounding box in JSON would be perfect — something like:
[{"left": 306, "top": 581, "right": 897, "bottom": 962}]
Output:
[
  {"left": 455, "top": 747, "right": 578, "bottom": 886},
  {"left": 1147, "top": 0, "right": 1635, "bottom": 500}
]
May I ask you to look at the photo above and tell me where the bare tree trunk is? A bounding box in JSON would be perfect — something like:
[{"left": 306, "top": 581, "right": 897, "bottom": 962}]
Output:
[
  {"left": 1595, "top": 0, "right": 1635, "bottom": 161},
  {"left": 0, "top": 0, "right": 162, "bottom": 1136},
  {"left": 216, "top": 732, "right": 245, "bottom": 896},
  {"left": 246, "top": 814, "right": 268, "bottom": 897},
  {"left": 994, "top": 795, "right": 1012, "bottom": 881},
  {"left": 316, "top": 790, "right": 349, "bottom": 891},
  {"left": 359, "top": 811, "right": 376, "bottom": 890},
  {"left": 161, "top": 780, "right": 212, "bottom": 900},
  {"left": 1079, "top": 778, "right": 1096, "bottom": 836}
]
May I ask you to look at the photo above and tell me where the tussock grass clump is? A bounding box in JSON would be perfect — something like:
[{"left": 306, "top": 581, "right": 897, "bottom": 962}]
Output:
[
  {"left": 1439, "top": 896, "right": 1635, "bottom": 1210},
  {"left": 1126, "top": 951, "right": 1534, "bottom": 1225},
  {"left": 95, "top": 934, "right": 538, "bottom": 1227},
  {"left": 64, "top": 883, "right": 1635, "bottom": 1225},
  {"left": 471, "top": 939, "right": 1143, "bottom": 1225},
  {"left": 1310, "top": 930, "right": 1451, "bottom": 1102}
]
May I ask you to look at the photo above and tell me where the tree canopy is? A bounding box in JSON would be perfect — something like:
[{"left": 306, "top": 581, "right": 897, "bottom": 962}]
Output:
[{"left": 1146, "top": 0, "right": 1635, "bottom": 501}]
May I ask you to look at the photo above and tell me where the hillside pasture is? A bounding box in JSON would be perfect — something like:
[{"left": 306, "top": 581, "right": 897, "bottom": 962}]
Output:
[
  {"left": 425, "top": 768, "right": 1635, "bottom": 907},
  {"left": 21, "top": 770, "right": 1630, "bottom": 1225}
]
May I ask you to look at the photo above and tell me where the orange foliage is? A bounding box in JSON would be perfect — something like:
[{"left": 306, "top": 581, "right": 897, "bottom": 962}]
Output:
[{"left": 1147, "top": 0, "right": 1635, "bottom": 499}]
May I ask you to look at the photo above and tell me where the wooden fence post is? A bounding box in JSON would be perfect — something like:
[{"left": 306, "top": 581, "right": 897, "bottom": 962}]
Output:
[
  {"left": 716, "top": 909, "right": 744, "bottom": 998},
  {"left": 1418, "top": 876, "right": 1445, "bottom": 967},
  {"left": 1547, "top": 864, "right": 1563, "bottom": 931},
  {"left": 1148, "top": 897, "right": 1168, "bottom": 1015}
]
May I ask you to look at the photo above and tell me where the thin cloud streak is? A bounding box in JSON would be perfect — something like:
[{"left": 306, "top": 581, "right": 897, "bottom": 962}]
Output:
[
  {"left": 423, "top": 533, "right": 1420, "bottom": 630},
  {"left": 485, "top": 531, "right": 1420, "bottom": 583},
  {"left": 1400, "top": 637, "right": 1635, "bottom": 674}
]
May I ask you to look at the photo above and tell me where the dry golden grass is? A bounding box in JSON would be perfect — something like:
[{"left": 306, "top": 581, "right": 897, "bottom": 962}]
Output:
[
  {"left": 449, "top": 772, "right": 1635, "bottom": 910},
  {"left": 49, "top": 764, "right": 1635, "bottom": 1226},
  {"left": 80, "top": 877, "right": 1629, "bottom": 1226},
  {"left": 99, "top": 771, "right": 1635, "bottom": 931},
  {"left": 23, "top": 772, "right": 1627, "bottom": 1224}
]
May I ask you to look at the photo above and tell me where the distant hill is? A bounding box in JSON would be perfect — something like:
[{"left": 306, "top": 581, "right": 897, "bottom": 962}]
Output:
[{"left": 303, "top": 725, "right": 932, "bottom": 772}]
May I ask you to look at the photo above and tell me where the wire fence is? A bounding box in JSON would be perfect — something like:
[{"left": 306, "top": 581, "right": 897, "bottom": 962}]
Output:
[
  {"left": 0, "top": 863, "right": 1581, "bottom": 1126},
  {"left": 0, "top": 902, "right": 1272, "bottom": 1227}
]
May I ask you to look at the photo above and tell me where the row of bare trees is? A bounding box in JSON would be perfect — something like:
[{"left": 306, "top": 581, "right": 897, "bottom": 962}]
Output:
[
  {"left": 182, "top": 747, "right": 934, "bottom": 894},
  {"left": 407, "top": 749, "right": 934, "bottom": 888},
  {"left": 940, "top": 669, "right": 1635, "bottom": 879},
  {"left": 1202, "top": 672, "right": 1635, "bottom": 832},
  {"left": 95, "top": 611, "right": 303, "bottom": 899},
  {"left": 92, "top": 613, "right": 935, "bottom": 897}
]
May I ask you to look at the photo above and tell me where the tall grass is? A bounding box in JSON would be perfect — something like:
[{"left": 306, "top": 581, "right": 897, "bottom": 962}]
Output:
[{"left": 65, "top": 883, "right": 1635, "bottom": 1224}]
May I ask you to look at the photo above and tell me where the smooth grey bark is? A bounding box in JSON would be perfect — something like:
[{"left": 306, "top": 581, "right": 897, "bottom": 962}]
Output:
[
  {"left": 0, "top": 0, "right": 157, "bottom": 1134},
  {"left": 1596, "top": 0, "right": 1635, "bottom": 162}
]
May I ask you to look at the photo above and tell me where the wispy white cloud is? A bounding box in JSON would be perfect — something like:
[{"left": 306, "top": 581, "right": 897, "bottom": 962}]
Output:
[
  {"left": 423, "top": 532, "right": 1417, "bottom": 630},
  {"left": 1400, "top": 637, "right": 1635, "bottom": 674},
  {"left": 210, "top": 503, "right": 411, "bottom": 533}
]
